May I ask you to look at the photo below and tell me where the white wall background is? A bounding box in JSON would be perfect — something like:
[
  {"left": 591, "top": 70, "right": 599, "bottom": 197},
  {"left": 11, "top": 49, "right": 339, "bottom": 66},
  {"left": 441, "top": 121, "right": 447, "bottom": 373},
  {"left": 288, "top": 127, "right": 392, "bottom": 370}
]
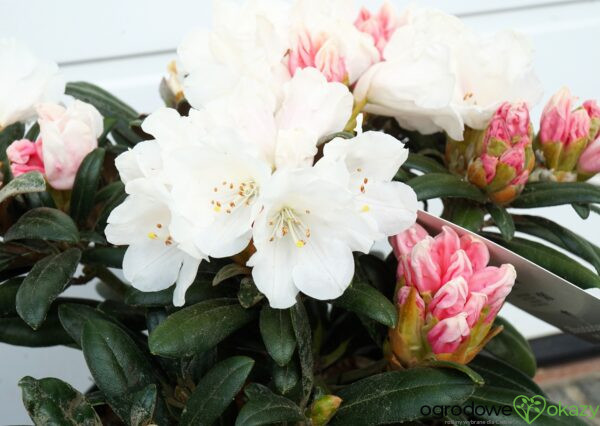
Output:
[{"left": 2, "top": 0, "right": 600, "bottom": 423}]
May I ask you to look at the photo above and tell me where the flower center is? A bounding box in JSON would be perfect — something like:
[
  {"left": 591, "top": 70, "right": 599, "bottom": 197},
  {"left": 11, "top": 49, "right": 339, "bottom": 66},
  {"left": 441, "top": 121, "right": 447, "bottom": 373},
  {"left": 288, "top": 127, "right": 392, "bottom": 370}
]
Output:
[
  {"left": 147, "top": 222, "right": 173, "bottom": 246},
  {"left": 211, "top": 179, "right": 258, "bottom": 214},
  {"left": 268, "top": 207, "right": 311, "bottom": 248}
]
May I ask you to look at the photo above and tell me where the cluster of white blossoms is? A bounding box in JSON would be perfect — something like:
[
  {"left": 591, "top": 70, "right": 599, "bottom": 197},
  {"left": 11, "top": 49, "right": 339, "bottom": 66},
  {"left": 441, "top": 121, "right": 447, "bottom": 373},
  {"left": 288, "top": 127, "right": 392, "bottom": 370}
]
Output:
[{"left": 105, "top": 0, "right": 541, "bottom": 308}]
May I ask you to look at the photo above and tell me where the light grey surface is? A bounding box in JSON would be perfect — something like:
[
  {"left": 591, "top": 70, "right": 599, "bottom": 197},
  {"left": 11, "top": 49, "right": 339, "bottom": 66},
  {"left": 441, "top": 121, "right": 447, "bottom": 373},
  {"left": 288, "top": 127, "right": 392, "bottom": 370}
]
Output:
[{"left": 2, "top": 0, "right": 600, "bottom": 423}]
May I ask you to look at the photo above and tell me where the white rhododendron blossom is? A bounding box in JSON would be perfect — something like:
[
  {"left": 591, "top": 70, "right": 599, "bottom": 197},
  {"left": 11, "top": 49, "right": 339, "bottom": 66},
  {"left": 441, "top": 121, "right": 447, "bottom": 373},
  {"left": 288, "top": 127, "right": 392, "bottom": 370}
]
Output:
[
  {"left": 354, "top": 6, "right": 543, "bottom": 140},
  {"left": 107, "top": 67, "right": 417, "bottom": 308},
  {"left": 0, "top": 38, "right": 64, "bottom": 128}
]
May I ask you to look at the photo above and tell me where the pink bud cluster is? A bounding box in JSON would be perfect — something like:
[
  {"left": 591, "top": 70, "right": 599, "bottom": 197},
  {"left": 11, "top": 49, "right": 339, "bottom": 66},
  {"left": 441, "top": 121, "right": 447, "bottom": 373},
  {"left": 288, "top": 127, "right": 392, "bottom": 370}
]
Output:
[
  {"left": 388, "top": 224, "right": 516, "bottom": 365},
  {"left": 354, "top": 2, "right": 402, "bottom": 58},
  {"left": 538, "top": 87, "right": 600, "bottom": 178}
]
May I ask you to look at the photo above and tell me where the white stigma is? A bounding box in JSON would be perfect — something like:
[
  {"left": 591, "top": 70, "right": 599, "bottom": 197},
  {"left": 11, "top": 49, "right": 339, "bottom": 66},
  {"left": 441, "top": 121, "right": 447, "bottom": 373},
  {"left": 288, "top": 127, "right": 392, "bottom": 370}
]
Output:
[{"left": 268, "top": 207, "right": 311, "bottom": 248}]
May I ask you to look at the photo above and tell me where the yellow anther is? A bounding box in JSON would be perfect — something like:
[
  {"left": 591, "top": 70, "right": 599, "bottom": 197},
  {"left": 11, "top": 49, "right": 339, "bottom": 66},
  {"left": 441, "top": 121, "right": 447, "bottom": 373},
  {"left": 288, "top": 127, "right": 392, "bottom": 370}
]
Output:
[
  {"left": 361, "top": 204, "right": 370, "bottom": 212},
  {"left": 148, "top": 232, "right": 158, "bottom": 240},
  {"left": 214, "top": 205, "right": 221, "bottom": 212},
  {"left": 296, "top": 240, "right": 305, "bottom": 248}
]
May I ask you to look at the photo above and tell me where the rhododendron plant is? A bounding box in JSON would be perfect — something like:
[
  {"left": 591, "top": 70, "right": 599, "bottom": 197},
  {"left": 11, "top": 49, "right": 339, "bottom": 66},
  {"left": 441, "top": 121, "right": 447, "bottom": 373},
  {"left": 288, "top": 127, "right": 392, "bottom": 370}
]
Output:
[{"left": 0, "top": 1, "right": 598, "bottom": 425}]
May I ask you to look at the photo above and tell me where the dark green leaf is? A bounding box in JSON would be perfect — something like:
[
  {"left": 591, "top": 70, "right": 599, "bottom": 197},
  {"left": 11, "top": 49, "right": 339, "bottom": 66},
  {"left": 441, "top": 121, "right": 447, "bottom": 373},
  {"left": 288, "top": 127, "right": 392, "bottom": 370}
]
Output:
[
  {"left": 424, "top": 360, "right": 484, "bottom": 385},
  {"left": 0, "top": 277, "right": 23, "bottom": 316},
  {"left": 25, "top": 122, "right": 40, "bottom": 140},
  {"left": 404, "top": 153, "right": 449, "bottom": 174},
  {"left": 0, "top": 171, "right": 46, "bottom": 204},
  {"left": 512, "top": 215, "right": 600, "bottom": 274},
  {"left": 16, "top": 249, "right": 81, "bottom": 329},
  {"left": 487, "top": 204, "right": 515, "bottom": 241},
  {"left": 69, "top": 148, "right": 106, "bottom": 223},
  {"left": 333, "top": 281, "right": 397, "bottom": 328},
  {"left": 273, "top": 362, "right": 300, "bottom": 395},
  {"left": 58, "top": 303, "right": 118, "bottom": 346},
  {"left": 0, "top": 314, "right": 72, "bottom": 347},
  {"left": 330, "top": 368, "right": 475, "bottom": 425},
  {"left": 81, "top": 317, "right": 157, "bottom": 421},
  {"left": 237, "top": 277, "right": 264, "bottom": 308},
  {"left": 407, "top": 173, "right": 486, "bottom": 202},
  {"left": 180, "top": 356, "right": 255, "bottom": 426},
  {"left": 259, "top": 305, "right": 296, "bottom": 367},
  {"left": 483, "top": 232, "right": 600, "bottom": 290},
  {"left": 81, "top": 246, "right": 125, "bottom": 269},
  {"left": 512, "top": 182, "right": 600, "bottom": 208},
  {"left": 95, "top": 183, "right": 126, "bottom": 231},
  {"left": 235, "top": 383, "right": 305, "bottom": 426},
  {"left": 484, "top": 317, "right": 536, "bottom": 378},
  {"left": 469, "top": 355, "right": 583, "bottom": 425},
  {"left": 129, "top": 384, "right": 157, "bottom": 426},
  {"left": 213, "top": 263, "right": 250, "bottom": 286},
  {"left": 572, "top": 203, "right": 591, "bottom": 219},
  {"left": 5, "top": 207, "right": 79, "bottom": 243},
  {"left": 149, "top": 298, "right": 256, "bottom": 358},
  {"left": 442, "top": 200, "right": 485, "bottom": 232},
  {"left": 125, "top": 275, "right": 226, "bottom": 307},
  {"left": 290, "top": 301, "right": 314, "bottom": 407},
  {"left": 66, "top": 82, "right": 137, "bottom": 120},
  {"left": 19, "top": 376, "right": 101, "bottom": 426}
]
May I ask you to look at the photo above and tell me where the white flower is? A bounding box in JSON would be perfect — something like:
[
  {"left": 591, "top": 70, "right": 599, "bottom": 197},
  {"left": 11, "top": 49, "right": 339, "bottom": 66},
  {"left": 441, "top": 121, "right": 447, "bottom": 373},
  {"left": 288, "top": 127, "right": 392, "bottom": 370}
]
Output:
[
  {"left": 248, "top": 167, "right": 374, "bottom": 308},
  {"left": 318, "top": 131, "right": 418, "bottom": 236},
  {"left": 354, "top": 7, "right": 542, "bottom": 140},
  {"left": 106, "top": 109, "right": 210, "bottom": 306},
  {"left": 0, "top": 38, "right": 64, "bottom": 128},
  {"left": 178, "top": 0, "right": 290, "bottom": 108}
]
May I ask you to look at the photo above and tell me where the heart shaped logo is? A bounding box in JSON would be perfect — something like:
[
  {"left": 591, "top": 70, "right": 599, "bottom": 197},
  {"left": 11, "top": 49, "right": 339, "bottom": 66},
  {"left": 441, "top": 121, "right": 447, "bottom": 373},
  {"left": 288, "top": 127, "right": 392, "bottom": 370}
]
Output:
[{"left": 513, "top": 395, "right": 547, "bottom": 424}]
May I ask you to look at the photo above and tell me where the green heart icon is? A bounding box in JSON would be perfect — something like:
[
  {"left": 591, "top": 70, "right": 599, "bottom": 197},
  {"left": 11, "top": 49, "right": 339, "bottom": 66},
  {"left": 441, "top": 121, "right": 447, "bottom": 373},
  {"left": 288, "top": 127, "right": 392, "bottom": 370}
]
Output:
[{"left": 513, "top": 395, "right": 547, "bottom": 424}]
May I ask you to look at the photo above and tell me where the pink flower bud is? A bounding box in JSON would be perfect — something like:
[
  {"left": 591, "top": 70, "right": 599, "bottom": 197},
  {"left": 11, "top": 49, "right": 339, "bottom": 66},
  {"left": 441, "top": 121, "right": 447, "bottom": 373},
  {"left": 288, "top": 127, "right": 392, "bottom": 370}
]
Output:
[
  {"left": 463, "top": 292, "right": 487, "bottom": 327},
  {"left": 389, "top": 223, "right": 428, "bottom": 259},
  {"left": 583, "top": 100, "right": 600, "bottom": 120},
  {"left": 459, "top": 235, "right": 489, "bottom": 272},
  {"left": 288, "top": 30, "right": 348, "bottom": 83},
  {"left": 578, "top": 136, "right": 600, "bottom": 175},
  {"left": 427, "top": 314, "right": 470, "bottom": 354},
  {"left": 354, "top": 2, "right": 402, "bottom": 58},
  {"left": 6, "top": 138, "right": 45, "bottom": 176},
  {"left": 540, "top": 87, "right": 573, "bottom": 145},
  {"left": 469, "top": 264, "right": 516, "bottom": 306},
  {"left": 388, "top": 225, "right": 516, "bottom": 366},
  {"left": 566, "top": 109, "right": 591, "bottom": 146},
  {"left": 36, "top": 101, "right": 102, "bottom": 190},
  {"left": 428, "top": 277, "right": 468, "bottom": 320},
  {"left": 447, "top": 102, "right": 534, "bottom": 205}
]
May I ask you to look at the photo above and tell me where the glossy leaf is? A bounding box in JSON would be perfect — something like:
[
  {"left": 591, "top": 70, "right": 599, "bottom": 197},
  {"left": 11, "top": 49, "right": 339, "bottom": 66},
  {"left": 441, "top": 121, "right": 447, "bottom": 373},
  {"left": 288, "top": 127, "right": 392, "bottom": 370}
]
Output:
[
  {"left": 213, "top": 263, "right": 250, "bottom": 286},
  {"left": 513, "top": 215, "right": 600, "bottom": 274},
  {"left": 487, "top": 204, "right": 515, "bottom": 241},
  {"left": 149, "top": 298, "right": 256, "bottom": 358},
  {"left": 235, "top": 384, "right": 305, "bottom": 426},
  {"left": 333, "top": 281, "right": 397, "bottom": 328},
  {"left": 5, "top": 207, "right": 80, "bottom": 243},
  {"left": 69, "top": 148, "right": 106, "bottom": 223},
  {"left": 0, "top": 171, "right": 46, "bottom": 204},
  {"left": 129, "top": 384, "right": 157, "bottom": 426},
  {"left": 16, "top": 249, "right": 81, "bottom": 329},
  {"left": 483, "top": 233, "right": 600, "bottom": 290},
  {"left": 237, "top": 277, "right": 264, "bottom": 308},
  {"left": 0, "top": 314, "right": 72, "bottom": 347},
  {"left": 572, "top": 203, "right": 591, "bottom": 219},
  {"left": 273, "top": 362, "right": 300, "bottom": 396},
  {"left": 407, "top": 173, "right": 486, "bottom": 202},
  {"left": 330, "top": 368, "right": 476, "bottom": 425},
  {"left": 291, "top": 301, "right": 314, "bottom": 407},
  {"left": 81, "top": 246, "right": 125, "bottom": 269},
  {"left": 484, "top": 317, "right": 537, "bottom": 378},
  {"left": 19, "top": 376, "right": 101, "bottom": 426},
  {"left": 403, "top": 153, "right": 449, "bottom": 174},
  {"left": 443, "top": 200, "right": 485, "bottom": 232},
  {"left": 0, "top": 277, "right": 22, "bottom": 316},
  {"left": 511, "top": 182, "right": 600, "bottom": 208},
  {"left": 0, "top": 122, "right": 25, "bottom": 178},
  {"left": 259, "top": 305, "right": 296, "bottom": 367},
  {"left": 180, "top": 356, "right": 255, "bottom": 426},
  {"left": 58, "top": 303, "right": 116, "bottom": 346},
  {"left": 81, "top": 317, "right": 157, "bottom": 421}
]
